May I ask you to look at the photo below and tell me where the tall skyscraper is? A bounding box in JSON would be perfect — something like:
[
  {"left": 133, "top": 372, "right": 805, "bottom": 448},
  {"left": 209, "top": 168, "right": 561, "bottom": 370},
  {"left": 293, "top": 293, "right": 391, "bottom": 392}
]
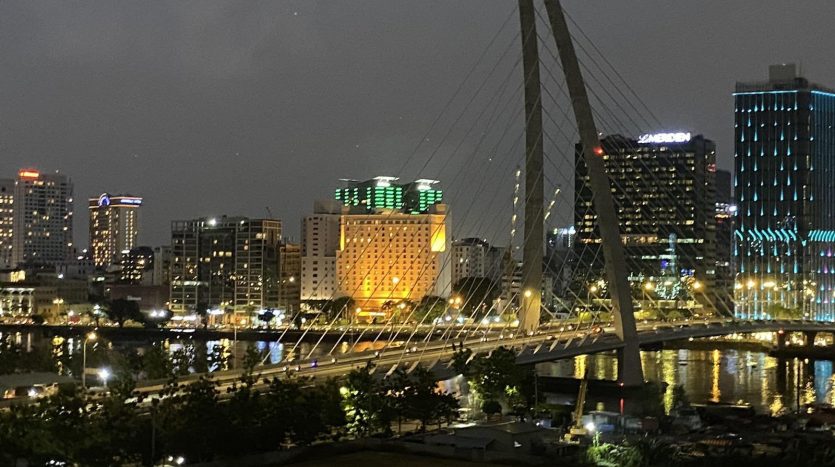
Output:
[
  {"left": 88, "top": 193, "right": 142, "bottom": 268},
  {"left": 12, "top": 169, "right": 74, "bottom": 267},
  {"left": 0, "top": 179, "right": 13, "bottom": 269},
  {"left": 574, "top": 133, "right": 717, "bottom": 310},
  {"left": 169, "top": 216, "right": 281, "bottom": 319},
  {"left": 734, "top": 64, "right": 835, "bottom": 320}
]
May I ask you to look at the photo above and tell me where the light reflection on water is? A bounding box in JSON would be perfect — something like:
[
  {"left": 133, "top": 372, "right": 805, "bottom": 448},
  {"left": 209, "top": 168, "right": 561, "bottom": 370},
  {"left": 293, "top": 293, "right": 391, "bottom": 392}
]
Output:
[
  {"left": 537, "top": 349, "right": 835, "bottom": 415},
  {"left": 9, "top": 332, "right": 391, "bottom": 373}
]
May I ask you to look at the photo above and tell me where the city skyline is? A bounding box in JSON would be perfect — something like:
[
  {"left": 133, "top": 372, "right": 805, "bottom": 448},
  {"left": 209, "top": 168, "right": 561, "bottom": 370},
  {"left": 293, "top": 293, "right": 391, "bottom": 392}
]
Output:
[{"left": 1, "top": 1, "right": 834, "bottom": 248}]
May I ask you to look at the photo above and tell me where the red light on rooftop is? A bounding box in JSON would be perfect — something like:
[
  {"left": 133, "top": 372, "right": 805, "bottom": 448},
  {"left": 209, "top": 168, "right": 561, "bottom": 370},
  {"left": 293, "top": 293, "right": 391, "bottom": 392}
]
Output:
[
  {"left": 593, "top": 147, "right": 604, "bottom": 156},
  {"left": 18, "top": 169, "right": 40, "bottom": 179}
]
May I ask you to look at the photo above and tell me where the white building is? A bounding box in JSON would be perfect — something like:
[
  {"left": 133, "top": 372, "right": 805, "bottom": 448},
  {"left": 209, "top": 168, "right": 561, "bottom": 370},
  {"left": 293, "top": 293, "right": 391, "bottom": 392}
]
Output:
[
  {"left": 300, "top": 200, "right": 342, "bottom": 302},
  {"left": 12, "top": 169, "right": 74, "bottom": 267}
]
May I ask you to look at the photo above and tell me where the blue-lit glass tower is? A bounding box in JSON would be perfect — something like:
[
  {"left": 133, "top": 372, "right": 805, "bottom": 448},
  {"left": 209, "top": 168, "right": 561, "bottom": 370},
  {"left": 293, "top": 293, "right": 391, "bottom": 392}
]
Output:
[{"left": 734, "top": 64, "right": 835, "bottom": 321}]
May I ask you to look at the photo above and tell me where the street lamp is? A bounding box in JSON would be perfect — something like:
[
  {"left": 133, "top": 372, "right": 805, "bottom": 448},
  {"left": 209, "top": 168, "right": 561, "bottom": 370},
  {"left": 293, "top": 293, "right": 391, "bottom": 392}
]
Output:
[{"left": 82, "top": 331, "right": 97, "bottom": 390}]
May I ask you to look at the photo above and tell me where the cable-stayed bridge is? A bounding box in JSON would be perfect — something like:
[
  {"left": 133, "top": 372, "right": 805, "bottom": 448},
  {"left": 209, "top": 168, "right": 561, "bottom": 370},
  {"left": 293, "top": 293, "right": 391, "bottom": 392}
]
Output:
[{"left": 140, "top": 0, "right": 807, "bottom": 393}]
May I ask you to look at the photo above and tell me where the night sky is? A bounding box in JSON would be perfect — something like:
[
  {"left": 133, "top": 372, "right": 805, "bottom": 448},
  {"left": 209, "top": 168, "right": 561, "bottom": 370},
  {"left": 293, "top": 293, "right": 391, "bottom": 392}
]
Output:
[{"left": 0, "top": 1, "right": 833, "bottom": 248}]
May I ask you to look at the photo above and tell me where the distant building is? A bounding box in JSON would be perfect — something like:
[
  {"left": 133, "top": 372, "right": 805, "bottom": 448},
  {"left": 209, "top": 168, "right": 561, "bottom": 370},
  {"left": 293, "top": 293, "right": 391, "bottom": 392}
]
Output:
[
  {"left": 575, "top": 133, "right": 717, "bottom": 311},
  {"left": 336, "top": 204, "right": 450, "bottom": 317},
  {"left": 88, "top": 193, "right": 142, "bottom": 268},
  {"left": 169, "top": 216, "right": 281, "bottom": 320},
  {"left": 451, "top": 238, "right": 505, "bottom": 286},
  {"left": 152, "top": 245, "right": 171, "bottom": 287},
  {"left": 300, "top": 200, "right": 342, "bottom": 302},
  {"left": 120, "top": 246, "right": 155, "bottom": 285},
  {"left": 735, "top": 64, "right": 835, "bottom": 320},
  {"left": 12, "top": 169, "right": 74, "bottom": 267},
  {"left": 0, "top": 179, "right": 13, "bottom": 269},
  {"left": 0, "top": 274, "right": 87, "bottom": 320},
  {"left": 279, "top": 241, "right": 301, "bottom": 313},
  {"left": 714, "top": 170, "right": 735, "bottom": 315}
]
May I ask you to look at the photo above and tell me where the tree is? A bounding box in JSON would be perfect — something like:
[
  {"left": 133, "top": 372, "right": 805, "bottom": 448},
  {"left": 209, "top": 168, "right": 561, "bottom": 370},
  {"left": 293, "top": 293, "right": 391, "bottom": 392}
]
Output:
[
  {"left": 482, "top": 400, "right": 502, "bottom": 419},
  {"left": 105, "top": 298, "right": 143, "bottom": 328},
  {"left": 324, "top": 296, "right": 355, "bottom": 321},
  {"left": 258, "top": 309, "right": 276, "bottom": 328},
  {"left": 452, "top": 277, "right": 500, "bottom": 317},
  {"left": 413, "top": 295, "right": 447, "bottom": 323},
  {"left": 341, "top": 365, "right": 392, "bottom": 436},
  {"left": 194, "top": 302, "right": 210, "bottom": 329},
  {"left": 403, "top": 366, "right": 459, "bottom": 431}
]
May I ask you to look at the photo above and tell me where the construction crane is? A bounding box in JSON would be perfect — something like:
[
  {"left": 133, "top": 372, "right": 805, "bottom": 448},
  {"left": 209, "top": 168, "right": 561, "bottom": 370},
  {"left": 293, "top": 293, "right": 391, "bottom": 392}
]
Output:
[{"left": 564, "top": 369, "right": 590, "bottom": 442}]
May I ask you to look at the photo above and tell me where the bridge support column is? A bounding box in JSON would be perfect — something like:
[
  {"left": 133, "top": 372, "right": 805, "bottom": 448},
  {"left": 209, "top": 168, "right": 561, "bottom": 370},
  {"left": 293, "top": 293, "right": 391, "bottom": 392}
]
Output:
[
  {"left": 776, "top": 331, "right": 786, "bottom": 350},
  {"left": 517, "top": 0, "right": 544, "bottom": 333},
  {"left": 543, "top": 0, "right": 643, "bottom": 386},
  {"left": 804, "top": 331, "right": 817, "bottom": 348}
]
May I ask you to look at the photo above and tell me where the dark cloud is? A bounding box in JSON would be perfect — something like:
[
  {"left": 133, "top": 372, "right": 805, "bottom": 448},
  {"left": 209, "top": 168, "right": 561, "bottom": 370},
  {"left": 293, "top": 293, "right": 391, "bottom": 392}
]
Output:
[{"left": 0, "top": 1, "right": 832, "bottom": 247}]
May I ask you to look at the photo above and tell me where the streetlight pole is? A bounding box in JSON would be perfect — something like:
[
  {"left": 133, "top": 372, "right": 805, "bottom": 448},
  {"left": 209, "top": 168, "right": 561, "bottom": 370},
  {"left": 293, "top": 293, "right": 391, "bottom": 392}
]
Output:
[{"left": 81, "top": 331, "right": 97, "bottom": 390}]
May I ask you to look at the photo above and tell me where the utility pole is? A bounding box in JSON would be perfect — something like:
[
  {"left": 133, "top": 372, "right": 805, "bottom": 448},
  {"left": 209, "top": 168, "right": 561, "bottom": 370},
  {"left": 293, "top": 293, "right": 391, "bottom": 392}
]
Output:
[
  {"left": 518, "top": 0, "right": 545, "bottom": 333},
  {"left": 543, "top": 0, "right": 643, "bottom": 386}
]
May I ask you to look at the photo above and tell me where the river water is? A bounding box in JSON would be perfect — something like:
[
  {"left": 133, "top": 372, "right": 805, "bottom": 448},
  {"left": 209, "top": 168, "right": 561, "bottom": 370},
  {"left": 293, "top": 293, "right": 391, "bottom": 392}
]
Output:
[
  {"left": 4, "top": 331, "right": 833, "bottom": 415},
  {"left": 537, "top": 348, "right": 834, "bottom": 415}
]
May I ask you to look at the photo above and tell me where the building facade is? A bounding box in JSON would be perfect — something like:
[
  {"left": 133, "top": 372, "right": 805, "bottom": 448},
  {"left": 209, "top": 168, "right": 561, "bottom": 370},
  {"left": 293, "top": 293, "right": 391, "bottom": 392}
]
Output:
[
  {"left": 574, "top": 133, "right": 717, "bottom": 311},
  {"left": 0, "top": 179, "right": 13, "bottom": 269},
  {"left": 88, "top": 193, "right": 142, "bottom": 268},
  {"left": 336, "top": 204, "right": 450, "bottom": 317},
  {"left": 279, "top": 241, "right": 301, "bottom": 313},
  {"left": 734, "top": 64, "right": 835, "bottom": 320},
  {"left": 714, "top": 170, "right": 735, "bottom": 315},
  {"left": 301, "top": 200, "right": 343, "bottom": 302},
  {"left": 451, "top": 238, "right": 505, "bottom": 286},
  {"left": 169, "top": 216, "right": 281, "bottom": 318},
  {"left": 120, "top": 246, "right": 155, "bottom": 284},
  {"left": 12, "top": 169, "right": 74, "bottom": 267}
]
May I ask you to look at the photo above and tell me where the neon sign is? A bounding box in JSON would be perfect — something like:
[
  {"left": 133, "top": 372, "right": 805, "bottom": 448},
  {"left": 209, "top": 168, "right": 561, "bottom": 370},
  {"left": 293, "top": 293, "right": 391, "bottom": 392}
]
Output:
[
  {"left": 637, "top": 132, "right": 692, "bottom": 144},
  {"left": 18, "top": 169, "right": 40, "bottom": 179}
]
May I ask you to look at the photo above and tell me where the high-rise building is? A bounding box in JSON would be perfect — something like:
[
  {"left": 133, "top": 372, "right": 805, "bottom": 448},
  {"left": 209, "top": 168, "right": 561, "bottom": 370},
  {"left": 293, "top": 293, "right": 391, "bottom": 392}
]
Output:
[
  {"left": 714, "top": 170, "right": 736, "bottom": 315},
  {"left": 88, "top": 193, "right": 142, "bottom": 268},
  {"left": 335, "top": 177, "right": 443, "bottom": 214},
  {"left": 12, "top": 169, "right": 74, "bottom": 268},
  {"left": 169, "top": 216, "right": 281, "bottom": 319},
  {"left": 279, "top": 241, "right": 301, "bottom": 313},
  {"left": 451, "top": 238, "right": 504, "bottom": 286},
  {"left": 120, "top": 246, "right": 154, "bottom": 284},
  {"left": 336, "top": 204, "right": 450, "bottom": 317},
  {"left": 0, "top": 179, "right": 13, "bottom": 269},
  {"left": 152, "top": 245, "right": 172, "bottom": 287},
  {"left": 574, "top": 133, "right": 717, "bottom": 310},
  {"left": 301, "top": 200, "right": 343, "bottom": 302},
  {"left": 734, "top": 64, "right": 835, "bottom": 320}
]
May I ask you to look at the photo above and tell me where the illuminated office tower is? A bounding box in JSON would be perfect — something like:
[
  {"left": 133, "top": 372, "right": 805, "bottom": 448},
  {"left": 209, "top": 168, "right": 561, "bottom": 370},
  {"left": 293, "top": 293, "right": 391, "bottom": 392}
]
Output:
[
  {"left": 12, "top": 169, "right": 74, "bottom": 267},
  {"left": 574, "top": 133, "right": 717, "bottom": 310},
  {"left": 734, "top": 64, "right": 835, "bottom": 320},
  {"left": 0, "top": 179, "right": 13, "bottom": 269},
  {"left": 88, "top": 193, "right": 142, "bottom": 268},
  {"left": 335, "top": 176, "right": 442, "bottom": 214},
  {"left": 336, "top": 204, "right": 449, "bottom": 318}
]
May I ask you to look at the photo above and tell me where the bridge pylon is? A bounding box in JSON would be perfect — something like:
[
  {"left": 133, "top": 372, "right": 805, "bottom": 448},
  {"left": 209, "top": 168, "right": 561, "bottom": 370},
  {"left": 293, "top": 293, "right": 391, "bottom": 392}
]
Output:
[{"left": 515, "top": 0, "right": 643, "bottom": 385}]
